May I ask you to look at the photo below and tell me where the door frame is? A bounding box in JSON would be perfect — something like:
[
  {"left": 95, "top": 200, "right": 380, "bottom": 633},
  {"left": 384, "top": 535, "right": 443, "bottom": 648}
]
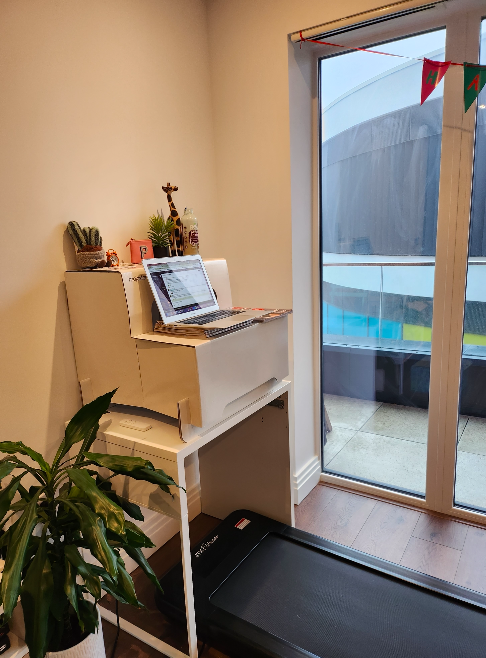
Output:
[{"left": 314, "top": 4, "right": 486, "bottom": 523}]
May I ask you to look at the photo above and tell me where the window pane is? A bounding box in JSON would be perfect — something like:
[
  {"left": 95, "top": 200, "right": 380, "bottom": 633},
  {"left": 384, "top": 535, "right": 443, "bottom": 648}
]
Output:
[
  {"left": 321, "top": 29, "right": 446, "bottom": 495},
  {"left": 454, "top": 22, "right": 486, "bottom": 512}
]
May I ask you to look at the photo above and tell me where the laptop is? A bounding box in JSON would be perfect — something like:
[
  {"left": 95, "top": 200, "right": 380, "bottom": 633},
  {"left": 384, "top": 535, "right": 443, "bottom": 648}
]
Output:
[{"left": 143, "top": 255, "right": 265, "bottom": 337}]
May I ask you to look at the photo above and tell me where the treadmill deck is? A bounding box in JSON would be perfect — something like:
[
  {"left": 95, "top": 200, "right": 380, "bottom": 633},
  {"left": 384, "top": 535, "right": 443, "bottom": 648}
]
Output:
[{"left": 157, "top": 510, "right": 486, "bottom": 658}]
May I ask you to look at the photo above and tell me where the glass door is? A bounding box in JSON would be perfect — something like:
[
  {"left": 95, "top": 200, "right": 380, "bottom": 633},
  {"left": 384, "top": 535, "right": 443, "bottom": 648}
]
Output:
[{"left": 320, "top": 29, "right": 447, "bottom": 495}]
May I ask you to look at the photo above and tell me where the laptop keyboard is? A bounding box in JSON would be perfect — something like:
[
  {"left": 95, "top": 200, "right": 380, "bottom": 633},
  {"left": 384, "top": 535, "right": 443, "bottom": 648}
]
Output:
[{"left": 177, "top": 309, "right": 242, "bottom": 325}]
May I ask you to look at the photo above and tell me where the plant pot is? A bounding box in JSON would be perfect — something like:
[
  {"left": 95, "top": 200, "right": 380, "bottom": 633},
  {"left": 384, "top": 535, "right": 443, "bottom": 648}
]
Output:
[
  {"left": 46, "top": 609, "right": 105, "bottom": 658},
  {"left": 10, "top": 604, "right": 105, "bottom": 658},
  {"left": 76, "top": 249, "right": 107, "bottom": 269},
  {"left": 46, "top": 626, "right": 105, "bottom": 658},
  {"left": 153, "top": 245, "right": 170, "bottom": 258}
]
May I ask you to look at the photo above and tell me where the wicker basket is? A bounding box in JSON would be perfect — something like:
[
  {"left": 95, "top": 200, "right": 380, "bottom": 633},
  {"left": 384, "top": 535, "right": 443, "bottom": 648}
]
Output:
[{"left": 76, "top": 249, "right": 106, "bottom": 269}]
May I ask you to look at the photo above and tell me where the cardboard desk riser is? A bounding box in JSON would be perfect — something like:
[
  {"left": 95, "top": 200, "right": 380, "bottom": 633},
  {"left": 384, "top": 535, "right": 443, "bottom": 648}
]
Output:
[
  {"left": 63, "top": 261, "right": 293, "bottom": 658},
  {"left": 65, "top": 263, "right": 289, "bottom": 430},
  {"left": 91, "top": 383, "right": 293, "bottom": 525}
]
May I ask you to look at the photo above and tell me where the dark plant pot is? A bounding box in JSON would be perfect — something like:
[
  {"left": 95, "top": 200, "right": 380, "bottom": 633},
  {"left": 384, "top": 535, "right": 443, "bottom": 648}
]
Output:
[{"left": 153, "top": 245, "right": 170, "bottom": 258}]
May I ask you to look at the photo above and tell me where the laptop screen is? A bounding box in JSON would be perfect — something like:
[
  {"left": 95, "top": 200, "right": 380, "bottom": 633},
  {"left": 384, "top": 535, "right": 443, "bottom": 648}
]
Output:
[{"left": 143, "top": 256, "right": 218, "bottom": 323}]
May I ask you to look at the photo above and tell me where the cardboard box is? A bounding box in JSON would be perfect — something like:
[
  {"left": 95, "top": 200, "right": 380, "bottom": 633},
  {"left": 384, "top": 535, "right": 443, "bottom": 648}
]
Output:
[{"left": 65, "top": 261, "right": 289, "bottom": 430}]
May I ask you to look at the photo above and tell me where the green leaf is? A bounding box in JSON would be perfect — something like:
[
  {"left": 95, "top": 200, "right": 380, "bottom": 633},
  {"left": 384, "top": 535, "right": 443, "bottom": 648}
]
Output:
[
  {"left": 67, "top": 468, "right": 126, "bottom": 538},
  {"left": 0, "top": 442, "right": 50, "bottom": 474},
  {"left": 124, "top": 521, "right": 155, "bottom": 548},
  {"left": 99, "top": 576, "right": 131, "bottom": 605},
  {"left": 76, "top": 423, "right": 100, "bottom": 466},
  {"left": 63, "top": 559, "right": 80, "bottom": 625},
  {"left": 0, "top": 526, "right": 12, "bottom": 558},
  {"left": 66, "top": 485, "right": 87, "bottom": 502},
  {"left": 54, "top": 391, "right": 115, "bottom": 466},
  {"left": 116, "top": 558, "right": 142, "bottom": 607},
  {"left": 1, "top": 491, "right": 41, "bottom": 618},
  {"left": 123, "top": 545, "right": 163, "bottom": 592},
  {"left": 76, "top": 503, "right": 118, "bottom": 579},
  {"left": 78, "top": 599, "right": 98, "bottom": 635},
  {"left": 97, "top": 559, "right": 142, "bottom": 608},
  {"left": 64, "top": 545, "right": 102, "bottom": 599},
  {"left": 0, "top": 474, "right": 23, "bottom": 522},
  {"left": 85, "top": 453, "right": 154, "bottom": 472},
  {"left": 9, "top": 500, "right": 28, "bottom": 512},
  {"left": 50, "top": 559, "right": 67, "bottom": 623},
  {"left": 46, "top": 613, "right": 64, "bottom": 654},
  {"left": 20, "top": 531, "right": 53, "bottom": 658},
  {"left": 21, "top": 536, "right": 40, "bottom": 571},
  {"left": 18, "top": 483, "right": 32, "bottom": 501},
  {"left": 0, "top": 462, "right": 16, "bottom": 483},
  {"left": 126, "top": 467, "right": 179, "bottom": 494},
  {"left": 110, "top": 493, "right": 144, "bottom": 522},
  {"left": 86, "top": 452, "right": 180, "bottom": 493},
  {"left": 58, "top": 481, "right": 70, "bottom": 497}
]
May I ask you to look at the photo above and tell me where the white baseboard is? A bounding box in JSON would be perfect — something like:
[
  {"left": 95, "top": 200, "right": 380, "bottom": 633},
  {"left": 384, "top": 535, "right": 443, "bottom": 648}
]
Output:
[
  {"left": 293, "top": 455, "right": 321, "bottom": 505},
  {"left": 123, "top": 483, "right": 201, "bottom": 574}
]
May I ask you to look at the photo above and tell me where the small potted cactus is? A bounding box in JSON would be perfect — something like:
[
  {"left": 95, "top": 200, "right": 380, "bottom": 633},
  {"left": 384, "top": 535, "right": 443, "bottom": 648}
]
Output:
[{"left": 67, "top": 222, "right": 106, "bottom": 269}]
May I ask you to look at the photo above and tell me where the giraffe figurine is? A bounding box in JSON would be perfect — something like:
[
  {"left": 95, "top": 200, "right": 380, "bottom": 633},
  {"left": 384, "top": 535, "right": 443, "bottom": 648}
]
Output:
[{"left": 162, "top": 182, "right": 183, "bottom": 256}]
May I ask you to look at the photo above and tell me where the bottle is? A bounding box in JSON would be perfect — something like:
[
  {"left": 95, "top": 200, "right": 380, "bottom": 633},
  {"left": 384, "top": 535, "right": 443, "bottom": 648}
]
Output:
[{"left": 181, "top": 208, "right": 199, "bottom": 255}]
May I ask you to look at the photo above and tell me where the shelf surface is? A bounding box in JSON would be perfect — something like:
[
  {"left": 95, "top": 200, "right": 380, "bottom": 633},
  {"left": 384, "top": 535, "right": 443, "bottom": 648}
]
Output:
[{"left": 98, "top": 380, "right": 291, "bottom": 462}]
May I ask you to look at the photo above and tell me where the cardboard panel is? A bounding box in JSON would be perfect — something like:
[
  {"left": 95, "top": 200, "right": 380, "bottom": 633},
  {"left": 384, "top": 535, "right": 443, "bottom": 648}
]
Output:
[
  {"left": 198, "top": 393, "right": 292, "bottom": 524},
  {"left": 196, "top": 319, "right": 289, "bottom": 426},
  {"left": 203, "top": 259, "right": 233, "bottom": 308},
  {"left": 136, "top": 340, "right": 201, "bottom": 425},
  {"left": 65, "top": 271, "right": 144, "bottom": 406},
  {"left": 119, "top": 268, "right": 154, "bottom": 337}
]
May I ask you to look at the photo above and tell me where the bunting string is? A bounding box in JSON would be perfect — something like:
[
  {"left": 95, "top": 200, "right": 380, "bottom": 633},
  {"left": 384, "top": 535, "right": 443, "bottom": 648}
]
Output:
[{"left": 298, "top": 31, "right": 486, "bottom": 111}]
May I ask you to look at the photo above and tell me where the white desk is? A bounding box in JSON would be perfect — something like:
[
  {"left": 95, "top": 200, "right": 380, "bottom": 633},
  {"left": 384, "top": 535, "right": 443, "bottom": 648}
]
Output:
[{"left": 95, "top": 379, "right": 293, "bottom": 658}]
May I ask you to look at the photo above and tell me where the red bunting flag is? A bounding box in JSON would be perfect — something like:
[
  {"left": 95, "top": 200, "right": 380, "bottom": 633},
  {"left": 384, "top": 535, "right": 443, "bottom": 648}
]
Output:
[{"left": 420, "top": 58, "right": 452, "bottom": 105}]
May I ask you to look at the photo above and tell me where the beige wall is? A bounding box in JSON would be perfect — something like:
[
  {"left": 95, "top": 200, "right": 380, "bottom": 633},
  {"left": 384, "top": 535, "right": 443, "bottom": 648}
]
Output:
[
  {"left": 0, "top": 0, "right": 218, "bottom": 459},
  {"left": 205, "top": 0, "right": 381, "bottom": 485},
  {"left": 205, "top": 0, "right": 372, "bottom": 307},
  {"left": 0, "top": 0, "right": 395, "bottom": 488}
]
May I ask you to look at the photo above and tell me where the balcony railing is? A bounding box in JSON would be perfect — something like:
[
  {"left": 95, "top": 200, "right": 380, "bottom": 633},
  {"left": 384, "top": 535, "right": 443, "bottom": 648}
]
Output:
[{"left": 322, "top": 256, "right": 486, "bottom": 358}]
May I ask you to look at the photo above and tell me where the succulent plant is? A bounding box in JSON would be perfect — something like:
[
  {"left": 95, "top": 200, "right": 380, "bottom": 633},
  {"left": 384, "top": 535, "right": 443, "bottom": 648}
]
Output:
[
  {"left": 67, "top": 222, "right": 86, "bottom": 251},
  {"left": 67, "top": 222, "right": 103, "bottom": 251},
  {"left": 148, "top": 210, "right": 174, "bottom": 248},
  {"left": 88, "top": 227, "right": 102, "bottom": 247}
]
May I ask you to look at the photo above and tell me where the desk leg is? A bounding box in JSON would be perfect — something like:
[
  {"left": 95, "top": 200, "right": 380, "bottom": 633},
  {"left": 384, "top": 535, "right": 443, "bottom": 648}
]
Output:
[{"left": 178, "top": 461, "right": 199, "bottom": 658}]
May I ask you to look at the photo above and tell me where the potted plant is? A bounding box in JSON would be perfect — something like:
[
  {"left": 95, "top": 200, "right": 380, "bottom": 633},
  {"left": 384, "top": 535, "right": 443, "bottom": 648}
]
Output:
[
  {"left": 147, "top": 210, "right": 174, "bottom": 258},
  {"left": 0, "top": 390, "right": 180, "bottom": 658},
  {"left": 67, "top": 222, "right": 106, "bottom": 269}
]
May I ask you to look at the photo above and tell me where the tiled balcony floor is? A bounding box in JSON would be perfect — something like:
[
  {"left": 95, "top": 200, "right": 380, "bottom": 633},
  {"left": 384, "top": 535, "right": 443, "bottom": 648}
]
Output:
[{"left": 323, "top": 394, "right": 486, "bottom": 509}]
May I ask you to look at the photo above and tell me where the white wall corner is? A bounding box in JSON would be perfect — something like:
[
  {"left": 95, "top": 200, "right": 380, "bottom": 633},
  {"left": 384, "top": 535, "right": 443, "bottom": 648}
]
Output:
[
  {"left": 288, "top": 39, "right": 322, "bottom": 492},
  {"left": 293, "top": 455, "right": 321, "bottom": 505},
  {"left": 123, "top": 482, "right": 201, "bottom": 574}
]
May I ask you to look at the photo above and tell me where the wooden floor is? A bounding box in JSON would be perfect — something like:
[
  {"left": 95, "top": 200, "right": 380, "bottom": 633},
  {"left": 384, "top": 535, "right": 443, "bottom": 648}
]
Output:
[
  {"left": 295, "top": 484, "right": 486, "bottom": 589},
  {"left": 102, "top": 484, "right": 486, "bottom": 657}
]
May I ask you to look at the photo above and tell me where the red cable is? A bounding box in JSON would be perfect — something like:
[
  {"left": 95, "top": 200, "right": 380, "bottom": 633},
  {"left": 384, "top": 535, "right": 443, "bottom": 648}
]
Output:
[{"left": 299, "top": 31, "right": 465, "bottom": 66}]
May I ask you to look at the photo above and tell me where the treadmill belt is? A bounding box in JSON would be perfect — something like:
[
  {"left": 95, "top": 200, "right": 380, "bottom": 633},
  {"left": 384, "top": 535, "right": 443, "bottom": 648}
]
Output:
[{"left": 210, "top": 533, "right": 486, "bottom": 658}]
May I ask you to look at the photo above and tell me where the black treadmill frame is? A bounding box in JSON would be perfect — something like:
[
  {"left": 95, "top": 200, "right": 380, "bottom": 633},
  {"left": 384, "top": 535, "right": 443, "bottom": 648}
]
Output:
[{"left": 156, "top": 510, "right": 486, "bottom": 658}]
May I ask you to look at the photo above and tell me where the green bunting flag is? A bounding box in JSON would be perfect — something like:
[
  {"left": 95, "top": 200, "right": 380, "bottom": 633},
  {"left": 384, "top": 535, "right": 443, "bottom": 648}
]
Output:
[{"left": 464, "top": 63, "right": 486, "bottom": 112}]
